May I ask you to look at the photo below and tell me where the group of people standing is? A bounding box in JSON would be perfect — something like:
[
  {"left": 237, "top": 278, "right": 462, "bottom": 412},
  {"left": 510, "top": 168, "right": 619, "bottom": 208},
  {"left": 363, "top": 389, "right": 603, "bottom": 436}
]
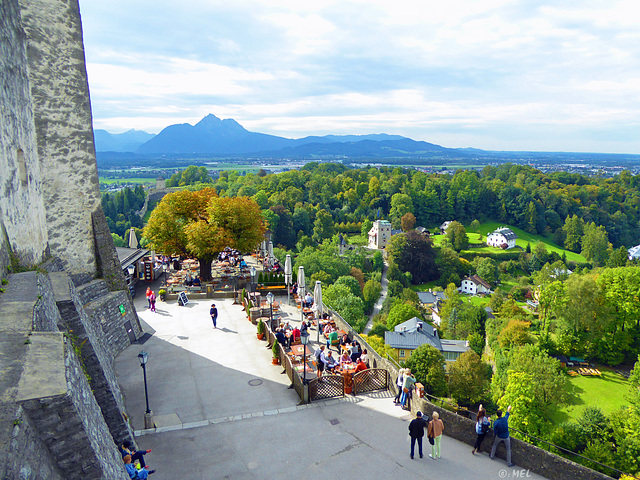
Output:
[
  {"left": 394, "top": 368, "right": 416, "bottom": 410},
  {"left": 406, "top": 400, "right": 514, "bottom": 468},
  {"left": 145, "top": 287, "right": 156, "bottom": 312}
]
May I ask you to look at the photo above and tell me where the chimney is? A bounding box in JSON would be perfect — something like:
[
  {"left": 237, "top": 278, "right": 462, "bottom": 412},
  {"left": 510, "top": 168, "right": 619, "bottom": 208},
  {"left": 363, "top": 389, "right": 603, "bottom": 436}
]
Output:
[{"left": 417, "top": 322, "right": 422, "bottom": 331}]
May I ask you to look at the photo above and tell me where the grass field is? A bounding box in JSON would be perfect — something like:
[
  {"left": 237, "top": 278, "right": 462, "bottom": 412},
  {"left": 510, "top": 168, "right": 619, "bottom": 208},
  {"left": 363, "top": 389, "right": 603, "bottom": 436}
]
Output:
[
  {"left": 551, "top": 368, "right": 630, "bottom": 424},
  {"left": 99, "top": 177, "right": 156, "bottom": 185},
  {"left": 430, "top": 221, "right": 586, "bottom": 263}
]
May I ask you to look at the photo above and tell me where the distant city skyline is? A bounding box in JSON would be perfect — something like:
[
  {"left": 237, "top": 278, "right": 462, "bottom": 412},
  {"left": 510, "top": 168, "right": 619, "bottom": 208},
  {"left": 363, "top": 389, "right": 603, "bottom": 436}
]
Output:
[{"left": 78, "top": 1, "right": 640, "bottom": 154}]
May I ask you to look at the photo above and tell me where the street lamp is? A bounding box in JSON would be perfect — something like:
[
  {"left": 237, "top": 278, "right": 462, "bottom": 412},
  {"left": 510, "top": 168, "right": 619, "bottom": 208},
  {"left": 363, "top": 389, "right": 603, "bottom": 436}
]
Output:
[
  {"left": 266, "top": 291, "right": 275, "bottom": 330},
  {"left": 137, "top": 351, "right": 154, "bottom": 429},
  {"left": 300, "top": 331, "right": 310, "bottom": 386}
]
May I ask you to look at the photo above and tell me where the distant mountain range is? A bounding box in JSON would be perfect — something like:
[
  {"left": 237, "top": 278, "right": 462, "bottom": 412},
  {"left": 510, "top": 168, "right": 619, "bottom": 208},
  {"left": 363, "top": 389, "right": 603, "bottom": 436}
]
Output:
[
  {"left": 94, "top": 129, "right": 156, "bottom": 153},
  {"left": 94, "top": 114, "right": 640, "bottom": 165},
  {"left": 94, "top": 114, "right": 460, "bottom": 158}
]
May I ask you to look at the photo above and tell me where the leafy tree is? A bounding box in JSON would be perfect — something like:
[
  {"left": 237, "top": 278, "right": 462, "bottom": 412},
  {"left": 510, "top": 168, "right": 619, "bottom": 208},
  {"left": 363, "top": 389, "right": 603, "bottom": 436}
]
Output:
[
  {"left": 401, "top": 212, "right": 417, "bottom": 232},
  {"left": 313, "top": 209, "right": 335, "bottom": 243},
  {"left": 467, "top": 332, "right": 485, "bottom": 356},
  {"left": 144, "top": 188, "right": 264, "bottom": 280},
  {"left": 165, "top": 165, "right": 212, "bottom": 187},
  {"left": 334, "top": 275, "right": 362, "bottom": 298},
  {"left": 581, "top": 222, "right": 611, "bottom": 266},
  {"left": 387, "top": 231, "right": 438, "bottom": 284},
  {"left": 475, "top": 257, "right": 499, "bottom": 285},
  {"left": 498, "top": 371, "right": 546, "bottom": 437},
  {"left": 446, "top": 221, "right": 469, "bottom": 251},
  {"left": 363, "top": 279, "right": 382, "bottom": 314},
  {"left": 607, "top": 246, "right": 629, "bottom": 268},
  {"left": 498, "top": 320, "right": 533, "bottom": 349},
  {"left": 323, "top": 284, "right": 366, "bottom": 331},
  {"left": 360, "top": 219, "right": 373, "bottom": 237},
  {"left": 387, "top": 302, "right": 422, "bottom": 330},
  {"left": 470, "top": 219, "right": 481, "bottom": 233},
  {"left": 448, "top": 351, "right": 492, "bottom": 406},
  {"left": 372, "top": 250, "right": 384, "bottom": 271},
  {"left": 563, "top": 215, "right": 584, "bottom": 253},
  {"left": 389, "top": 193, "right": 414, "bottom": 228},
  {"left": 404, "top": 344, "right": 448, "bottom": 397}
]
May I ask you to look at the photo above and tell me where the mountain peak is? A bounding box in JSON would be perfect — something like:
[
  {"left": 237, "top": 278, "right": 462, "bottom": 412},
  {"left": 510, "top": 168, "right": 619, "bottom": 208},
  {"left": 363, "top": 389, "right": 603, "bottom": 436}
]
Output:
[{"left": 195, "top": 114, "right": 222, "bottom": 128}]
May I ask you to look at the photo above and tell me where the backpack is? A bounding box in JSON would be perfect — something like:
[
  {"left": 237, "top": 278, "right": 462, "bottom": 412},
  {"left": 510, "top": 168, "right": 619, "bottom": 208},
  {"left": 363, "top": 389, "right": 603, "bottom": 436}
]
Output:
[{"left": 480, "top": 420, "right": 490, "bottom": 434}]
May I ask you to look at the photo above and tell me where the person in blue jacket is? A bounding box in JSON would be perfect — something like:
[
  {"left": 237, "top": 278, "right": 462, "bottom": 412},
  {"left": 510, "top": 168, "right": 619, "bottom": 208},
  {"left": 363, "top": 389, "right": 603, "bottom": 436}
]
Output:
[{"left": 490, "top": 405, "right": 514, "bottom": 467}]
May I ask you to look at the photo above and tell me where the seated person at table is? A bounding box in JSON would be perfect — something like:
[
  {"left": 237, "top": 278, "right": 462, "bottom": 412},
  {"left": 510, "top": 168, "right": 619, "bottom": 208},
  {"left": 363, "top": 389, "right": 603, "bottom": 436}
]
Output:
[
  {"left": 323, "top": 323, "right": 334, "bottom": 336},
  {"left": 239, "top": 258, "right": 248, "bottom": 269},
  {"left": 291, "top": 326, "right": 301, "bottom": 343},
  {"left": 360, "top": 349, "right": 370, "bottom": 367},
  {"left": 192, "top": 276, "right": 201, "bottom": 287},
  {"left": 327, "top": 330, "right": 339, "bottom": 349},
  {"left": 339, "top": 333, "right": 351, "bottom": 346},
  {"left": 185, "top": 272, "right": 193, "bottom": 287},
  {"left": 350, "top": 342, "right": 361, "bottom": 362},
  {"left": 339, "top": 351, "right": 351, "bottom": 365},
  {"left": 355, "top": 357, "right": 368, "bottom": 372},
  {"left": 323, "top": 351, "right": 338, "bottom": 373},
  {"left": 291, "top": 283, "right": 298, "bottom": 295},
  {"left": 275, "top": 329, "right": 287, "bottom": 348},
  {"left": 304, "top": 293, "right": 313, "bottom": 308}
]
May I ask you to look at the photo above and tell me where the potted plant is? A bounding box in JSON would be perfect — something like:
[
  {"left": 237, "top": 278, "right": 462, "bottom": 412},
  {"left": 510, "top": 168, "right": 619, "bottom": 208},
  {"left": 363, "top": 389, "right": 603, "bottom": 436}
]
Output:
[
  {"left": 158, "top": 289, "right": 167, "bottom": 301},
  {"left": 257, "top": 319, "right": 265, "bottom": 340},
  {"left": 272, "top": 340, "right": 280, "bottom": 365}
]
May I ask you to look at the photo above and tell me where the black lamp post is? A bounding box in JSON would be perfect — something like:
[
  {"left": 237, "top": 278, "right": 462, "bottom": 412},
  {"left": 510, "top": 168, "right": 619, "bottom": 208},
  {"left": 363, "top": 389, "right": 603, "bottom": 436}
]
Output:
[
  {"left": 300, "top": 331, "right": 310, "bottom": 385},
  {"left": 137, "top": 351, "right": 154, "bottom": 429},
  {"left": 250, "top": 266, "right": 257, "bottom": 293}
]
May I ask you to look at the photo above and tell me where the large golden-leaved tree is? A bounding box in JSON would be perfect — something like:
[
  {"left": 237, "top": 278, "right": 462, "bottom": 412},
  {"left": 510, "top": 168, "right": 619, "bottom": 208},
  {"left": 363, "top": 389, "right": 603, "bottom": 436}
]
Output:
[{"left": 144, "top": 188, "right": 265, "bottom": 280}]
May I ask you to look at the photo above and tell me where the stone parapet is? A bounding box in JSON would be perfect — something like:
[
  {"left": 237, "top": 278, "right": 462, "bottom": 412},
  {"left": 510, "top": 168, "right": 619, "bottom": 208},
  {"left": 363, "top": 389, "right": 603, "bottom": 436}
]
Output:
[{"left": 16, "top": 333, "right": 128, "bottom": 480}]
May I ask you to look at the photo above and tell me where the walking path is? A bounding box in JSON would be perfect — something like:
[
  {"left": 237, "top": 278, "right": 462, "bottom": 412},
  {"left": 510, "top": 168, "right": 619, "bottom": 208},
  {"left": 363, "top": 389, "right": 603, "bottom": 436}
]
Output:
[
  {"left": 114, "top": 275, "right": 548, "bottom": 480},
  {"left": 362, "top": 260, "right": 388, "bottom": 334}
]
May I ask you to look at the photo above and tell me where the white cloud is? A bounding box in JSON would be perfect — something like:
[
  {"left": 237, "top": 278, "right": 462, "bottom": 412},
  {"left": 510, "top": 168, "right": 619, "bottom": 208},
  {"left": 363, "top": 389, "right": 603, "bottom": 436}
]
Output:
[{"left": 79, "top": 0, "right": 640, "bottom": 153}]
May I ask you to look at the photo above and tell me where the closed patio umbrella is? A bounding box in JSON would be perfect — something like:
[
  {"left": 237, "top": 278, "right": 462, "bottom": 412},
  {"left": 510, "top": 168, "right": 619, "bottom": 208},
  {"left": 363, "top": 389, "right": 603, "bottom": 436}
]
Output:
[
  {"left": 268, "top": 241, "right": 274, "bottom": 267},
  {"left": 128, "top": 227, "right": 138, "bottom": 249},
  {"left": 298, "top": 265, "right": 305, "bottom": 323},
  {"left": 284, "top": 254, "right": 292, "bottom": 305},
  {"left": 313, "top": 280, "right": 323, "bottom": 343}
]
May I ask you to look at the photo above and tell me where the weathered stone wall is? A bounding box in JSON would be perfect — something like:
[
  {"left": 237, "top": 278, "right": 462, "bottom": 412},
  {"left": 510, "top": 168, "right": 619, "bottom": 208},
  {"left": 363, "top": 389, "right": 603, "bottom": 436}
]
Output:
[
  {"left": 16, "top": 333, "right": 128, "bottom": 480},
  {"left": 0, "top": 0, "right": 49, "bottom": 270},
  {"left": 17, "top": 0, "right": 101, "bottom": 277},
  {"left": 52, "top": 274, "right": 137, "bottom": 444},
  {"left": 34, "top": 272, "right": 63, "bottom": 332},
  {"left": 92, "top": 208, "right": 131, "bottom": 293}
]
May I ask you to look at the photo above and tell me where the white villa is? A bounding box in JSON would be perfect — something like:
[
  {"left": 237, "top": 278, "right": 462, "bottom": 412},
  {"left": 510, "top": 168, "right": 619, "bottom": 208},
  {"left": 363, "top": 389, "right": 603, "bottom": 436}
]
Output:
[
  {"left": 487, "top": 227, "right": 518, "bottom": 249},
  {"left": 459, "top": 275, "right": 492, "bottom": 295}
]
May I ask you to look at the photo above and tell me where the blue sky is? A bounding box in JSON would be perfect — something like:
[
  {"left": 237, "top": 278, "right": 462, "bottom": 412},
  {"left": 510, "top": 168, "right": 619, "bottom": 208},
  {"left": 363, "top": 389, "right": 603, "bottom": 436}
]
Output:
[{"left": 78, "top": 0, "right": 640, "bottom": 153}]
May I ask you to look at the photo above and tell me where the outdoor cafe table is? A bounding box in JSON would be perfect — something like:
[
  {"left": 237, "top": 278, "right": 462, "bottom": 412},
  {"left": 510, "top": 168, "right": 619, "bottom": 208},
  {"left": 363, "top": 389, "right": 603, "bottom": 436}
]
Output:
[
  {"left": 289, "top": 344, "right": 314, "bottom": 357},
  {"left": 336, "top": 364, "right": 358, "bottom": 394},
  {"left": 294, "top": 362, "right": 316, "bottom": 375}
]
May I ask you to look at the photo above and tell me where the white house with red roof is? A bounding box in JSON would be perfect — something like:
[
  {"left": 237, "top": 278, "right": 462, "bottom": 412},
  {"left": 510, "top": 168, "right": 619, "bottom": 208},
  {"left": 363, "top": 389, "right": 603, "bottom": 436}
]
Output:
[{"left": 459, "top": 275, "right": 492, "bottom": 295}]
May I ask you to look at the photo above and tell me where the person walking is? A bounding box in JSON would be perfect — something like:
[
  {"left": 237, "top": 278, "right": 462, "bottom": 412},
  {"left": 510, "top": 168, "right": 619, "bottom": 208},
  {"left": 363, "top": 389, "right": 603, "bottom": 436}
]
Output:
[
  {"left": 490, "top": 405, "right": 514, "bottom": 467},
  {"left": 145, "top": 287, "right": 152, "bottom": 308},
  {"left": 210, "top": 303, "right": 218, "bottom": 328},
  {"left": 428, "top": 411, "right": 444, "bottom": 459},
  {"left": 408, "top": 411, "right": 429, "bottom": 459},
  {"left": 472, "top": 404, "right": 491, "bottom": 454},
  {"left": 149, "top": 290, "right": 156, "bottom": 312}
]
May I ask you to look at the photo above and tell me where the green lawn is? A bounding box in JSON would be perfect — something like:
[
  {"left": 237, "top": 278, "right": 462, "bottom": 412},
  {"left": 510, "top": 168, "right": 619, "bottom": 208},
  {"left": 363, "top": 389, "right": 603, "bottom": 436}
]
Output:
[
  {"left": 430, "top": 221, "right": 586, "bottom": 263},
  {"left": 551, "top": 368, "right": 630, "bottom": 424}
]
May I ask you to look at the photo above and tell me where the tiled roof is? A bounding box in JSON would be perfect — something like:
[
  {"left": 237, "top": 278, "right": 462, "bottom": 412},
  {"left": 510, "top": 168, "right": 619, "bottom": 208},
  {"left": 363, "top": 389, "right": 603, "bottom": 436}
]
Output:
[
  {"left": 465, "top": 274, "right": 491, "bottom": 290},
  {"left": 417, "top": 291, "right": 446, "bottom": 304},
  {"left": 491, "top": 227, "right": 517, "bottom": 240}
]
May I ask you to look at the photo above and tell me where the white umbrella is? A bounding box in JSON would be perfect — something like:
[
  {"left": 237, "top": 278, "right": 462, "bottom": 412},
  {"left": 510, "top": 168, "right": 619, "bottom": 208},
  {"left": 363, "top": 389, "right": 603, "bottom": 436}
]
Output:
[
  {"left": 268, "top": 241, "right": 274, "bottom": 267},
  {"left": 298, "top": 265, "right": 306, "bottom": 323},
  {"left": 313, "top": 280, "right": 323, "bottom": 342},
  {"left": 313, "top": 280, "right": 323, "bottom": 317},
  {"left": 128, "top": 228, "right": 138, "bottom": 249},
  {"left": 284, "top": 255, "right": 292, "bottom": 305}
]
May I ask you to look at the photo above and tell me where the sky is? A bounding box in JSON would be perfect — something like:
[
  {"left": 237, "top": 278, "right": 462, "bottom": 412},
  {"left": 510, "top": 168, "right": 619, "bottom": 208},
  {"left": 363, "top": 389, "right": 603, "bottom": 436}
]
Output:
[{"left": 78, "top": 0, "right": 640, "bottom": 153}]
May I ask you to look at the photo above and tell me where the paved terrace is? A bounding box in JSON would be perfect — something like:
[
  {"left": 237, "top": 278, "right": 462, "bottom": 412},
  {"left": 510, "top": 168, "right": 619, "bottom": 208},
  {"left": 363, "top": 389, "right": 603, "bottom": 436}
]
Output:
[{"left": 115, "top": 280, "right": 549, "bottom": 480}]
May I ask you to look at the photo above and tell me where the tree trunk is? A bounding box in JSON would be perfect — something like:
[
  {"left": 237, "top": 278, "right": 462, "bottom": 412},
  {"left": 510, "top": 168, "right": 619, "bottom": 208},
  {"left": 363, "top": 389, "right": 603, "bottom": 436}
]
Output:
[{"left": 199, "top": 257, "right": 213, "bottom": 281}]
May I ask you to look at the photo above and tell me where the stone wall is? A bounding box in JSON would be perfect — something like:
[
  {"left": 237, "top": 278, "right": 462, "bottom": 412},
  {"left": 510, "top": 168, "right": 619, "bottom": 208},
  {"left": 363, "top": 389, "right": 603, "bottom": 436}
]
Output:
[
  {"left": 16, "top": 333, "right": 128, "bottom": 480},
  {"left": 34, "top": 272, "right": 63, "bottom": 332},
  {"left": 0, "top": 0, "right": 49, "bottom": 270},
  {"left": 18, "top": 0, "right": 102, "bottom": 277},
  {"left": 92, "top": 208, "right": 130, "bottom": 293}
]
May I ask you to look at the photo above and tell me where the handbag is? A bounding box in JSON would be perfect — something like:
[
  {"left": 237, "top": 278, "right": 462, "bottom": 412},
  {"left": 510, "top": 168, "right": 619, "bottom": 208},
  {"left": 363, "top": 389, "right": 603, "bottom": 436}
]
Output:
[
  {"left": 428, "top": 435, "right": 434, "bottom": 445},
  {"left": 403, "top": 387, "right": 409, "bottom": 393}
]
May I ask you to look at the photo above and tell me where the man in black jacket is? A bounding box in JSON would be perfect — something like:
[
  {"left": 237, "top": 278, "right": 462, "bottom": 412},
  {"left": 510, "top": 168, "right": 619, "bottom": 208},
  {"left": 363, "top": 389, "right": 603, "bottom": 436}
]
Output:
[{"left": 408, "top": 411, "right": 429, "bottom": 459}]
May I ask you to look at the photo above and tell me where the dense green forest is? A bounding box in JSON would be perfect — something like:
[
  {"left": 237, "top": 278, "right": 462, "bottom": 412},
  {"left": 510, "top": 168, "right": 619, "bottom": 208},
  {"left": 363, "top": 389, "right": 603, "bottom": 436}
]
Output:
[
  {"left": 101, "top": 185, "right": 145, "bottom": 238},
  {"left": 206, "top": 163, "right": 640, "bottom": 251}
]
